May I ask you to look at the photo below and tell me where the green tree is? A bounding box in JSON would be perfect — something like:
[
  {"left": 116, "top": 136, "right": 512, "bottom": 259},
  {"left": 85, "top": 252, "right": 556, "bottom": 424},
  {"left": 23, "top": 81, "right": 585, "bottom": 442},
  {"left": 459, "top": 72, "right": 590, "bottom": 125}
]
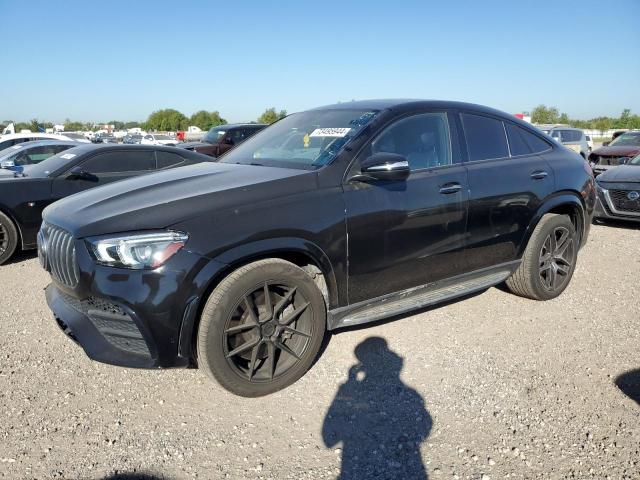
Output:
[
  {"left": 29, "top": 118, "right": 41, "bottom": 132},
  {"left": 64, "top": 118, "right": 85, "bottom": 131},
  {"left": 144, "top": 109, "right": 188, "bottom": 131},
  {"left": 531, "top": 105, "right": 559, "bottom": 124},
  {"left": 108, "top": 120, "right": 125, "bottom": 130},
  {"left": 594, "top": 117, "right": 612, "bottom": 135},
  {"left": 257, "top": 107, "right": 287, "bottom": 124},
  {"left": 189, "top": 110, "right": 227, "bottom": 130},
  {"left": 558, "top": 112, "right": 570, "bottom": 124},
  {"left": 124, "top": 121, "right": 140, "bottom": 129}
]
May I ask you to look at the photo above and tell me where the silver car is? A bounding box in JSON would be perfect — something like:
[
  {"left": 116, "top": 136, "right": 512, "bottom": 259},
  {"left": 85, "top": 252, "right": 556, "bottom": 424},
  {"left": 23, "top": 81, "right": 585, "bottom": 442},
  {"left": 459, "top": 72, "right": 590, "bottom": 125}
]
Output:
[{"left": 538, "top": 126, "right": 589, "bottom": 159}]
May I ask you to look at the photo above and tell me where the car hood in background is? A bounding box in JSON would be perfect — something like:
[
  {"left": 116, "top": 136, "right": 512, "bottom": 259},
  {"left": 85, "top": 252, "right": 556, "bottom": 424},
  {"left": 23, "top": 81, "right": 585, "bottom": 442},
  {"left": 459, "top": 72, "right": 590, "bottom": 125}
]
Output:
[
  {"left": 42, "top": 162, "right": 313, "bottom": 238},
  {"left": 596, "top": 165, "right": 640, "bottom": 183},
  {"left": 178, "top": 141, "right": 210, "bottom": 150},
  {"left": 592, "top": 145, "right": 640, "bottom": 157}
]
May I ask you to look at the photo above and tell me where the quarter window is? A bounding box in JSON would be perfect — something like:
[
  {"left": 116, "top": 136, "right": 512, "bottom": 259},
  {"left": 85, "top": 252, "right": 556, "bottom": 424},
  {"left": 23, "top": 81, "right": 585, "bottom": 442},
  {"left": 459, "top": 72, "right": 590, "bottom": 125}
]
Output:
[
  {"left": 505, "top": 123, "right": 532, "bottom": 156},
  {"left": 461, "top": 113, "right": 509, "bottom": 161},
  {"left": 80, "top": 151, "right": 156, "bottom": 173},
  {"left": 156, "top": 151, "right": 185, "bottom": 169},
  {"left": 372, "top": 113, "right": 452, "bottom": 170}
]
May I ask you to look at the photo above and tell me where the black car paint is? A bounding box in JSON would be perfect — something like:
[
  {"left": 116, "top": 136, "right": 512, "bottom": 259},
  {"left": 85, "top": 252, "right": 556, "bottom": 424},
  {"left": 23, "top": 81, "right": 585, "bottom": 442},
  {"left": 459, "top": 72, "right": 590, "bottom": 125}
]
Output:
[
  {"left": 0, "top": 145, "right": 211, "bottom": 249},
  {"left": 41, "top": 100, "right": 595, "bottom": 369}
]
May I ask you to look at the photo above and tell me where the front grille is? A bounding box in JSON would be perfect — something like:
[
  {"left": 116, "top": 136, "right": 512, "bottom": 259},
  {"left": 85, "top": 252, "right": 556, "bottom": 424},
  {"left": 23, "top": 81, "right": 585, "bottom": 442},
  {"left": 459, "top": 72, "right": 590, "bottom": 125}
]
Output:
[
  {"left": 57, "top": 290, "right": 151, "bottom": 358},
  {"left": 39, "top": 223, "right": 79, "bottom": 288},
  {"left": 609, "top": 189, "right": 640, "bottom": 213}
]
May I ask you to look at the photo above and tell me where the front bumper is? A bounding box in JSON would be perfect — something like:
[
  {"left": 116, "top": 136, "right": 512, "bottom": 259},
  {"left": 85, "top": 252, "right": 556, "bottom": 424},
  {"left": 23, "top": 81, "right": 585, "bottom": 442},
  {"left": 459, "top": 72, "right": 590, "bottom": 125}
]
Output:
[
  {"left": 43, "top": 238, "right": 227, "bottom": 369},
  {"left": 594, "top": 187, "right": 640, "bottom": 223}
]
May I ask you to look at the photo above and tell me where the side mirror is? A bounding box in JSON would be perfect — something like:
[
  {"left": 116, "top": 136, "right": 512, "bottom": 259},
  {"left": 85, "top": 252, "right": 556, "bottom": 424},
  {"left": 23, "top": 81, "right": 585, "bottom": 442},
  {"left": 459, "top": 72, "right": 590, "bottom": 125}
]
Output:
[
  {"left": 603, "top": 141, "right": 610, "bottom": 147},
  {"left": 223, "top": 137, "right": 234, "bottom": 145},
  {"left": 1, "top": 160, "right": 15, "bottom": 169},
  {"left": 353, "top": 152, "right": 410, "bottom": 182},
  {"left": 67, "top": 166, "right": 98, "bottom": 182}
]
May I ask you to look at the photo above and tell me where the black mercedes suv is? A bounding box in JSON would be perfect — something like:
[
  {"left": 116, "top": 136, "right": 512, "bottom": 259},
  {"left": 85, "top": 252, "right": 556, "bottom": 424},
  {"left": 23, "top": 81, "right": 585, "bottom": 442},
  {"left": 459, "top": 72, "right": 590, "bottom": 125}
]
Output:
[{"left": 39, "top": 100, "right": 595, "bottom": 397}]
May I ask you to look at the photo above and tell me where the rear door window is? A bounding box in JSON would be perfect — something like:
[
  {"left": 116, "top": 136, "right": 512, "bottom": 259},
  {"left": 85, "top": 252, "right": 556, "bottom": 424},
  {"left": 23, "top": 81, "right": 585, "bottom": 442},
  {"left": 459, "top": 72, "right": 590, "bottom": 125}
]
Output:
[
  {"left": 80, "top": 150, "right": 156, "bottom": 173},
  {"left": 461, "top": 113, "right": 509, "bottom": 161}
]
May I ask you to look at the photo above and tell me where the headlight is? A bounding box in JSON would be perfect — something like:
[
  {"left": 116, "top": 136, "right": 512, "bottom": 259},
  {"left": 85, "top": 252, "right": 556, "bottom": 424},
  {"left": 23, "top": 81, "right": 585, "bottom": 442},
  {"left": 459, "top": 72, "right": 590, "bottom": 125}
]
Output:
[{"left": 86, "top": 231, "right": 188, "bottom": 269}]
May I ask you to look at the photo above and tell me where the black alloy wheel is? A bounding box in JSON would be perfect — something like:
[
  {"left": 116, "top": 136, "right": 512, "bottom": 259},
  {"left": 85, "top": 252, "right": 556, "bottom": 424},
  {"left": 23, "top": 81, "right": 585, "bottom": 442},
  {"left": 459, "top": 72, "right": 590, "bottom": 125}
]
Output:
[
  {"left": 223, "top": 282, "right": 313, "bottom": 382},
  {"left": 197, "top": 258, "right": 327, "bottom": 397},
  {"left": 538, "top": 226, "right": 575, "bottom": 292}
]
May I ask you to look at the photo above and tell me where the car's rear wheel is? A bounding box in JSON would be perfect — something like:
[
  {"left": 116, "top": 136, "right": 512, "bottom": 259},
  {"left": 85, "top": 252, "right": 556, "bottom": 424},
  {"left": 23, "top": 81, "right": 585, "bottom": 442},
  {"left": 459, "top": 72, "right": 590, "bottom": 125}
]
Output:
[
  {"left": 506, "top": 214, "right": 577, "bottom": 300},
  {"left": 197, "top": 259, "right": 327, "bottom": 397},
  {"left": 0, "top": 211, "right": 19, "bottom": 265}
]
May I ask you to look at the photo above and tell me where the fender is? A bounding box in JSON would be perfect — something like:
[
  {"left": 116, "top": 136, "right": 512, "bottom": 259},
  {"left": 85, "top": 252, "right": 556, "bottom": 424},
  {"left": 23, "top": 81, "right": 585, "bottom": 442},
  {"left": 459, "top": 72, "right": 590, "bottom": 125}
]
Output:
[
  {"left": 517, "top": 192, "right": 586, "bottom": 257},
  {"left": 0, "top": 204, "right": 25, "bottom": 249},
  {"left": 212, "top": 236, "right": 341, "bottom": 309},
  {"left": 176, "top": 237, "right": 341, "bottom": 361}
]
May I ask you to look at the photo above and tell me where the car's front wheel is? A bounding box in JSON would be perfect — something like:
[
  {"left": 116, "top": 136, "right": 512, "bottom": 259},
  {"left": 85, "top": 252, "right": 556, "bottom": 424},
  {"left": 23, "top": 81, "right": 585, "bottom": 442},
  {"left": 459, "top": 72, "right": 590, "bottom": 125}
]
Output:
[
  {"left": 506, "top": 214, "right": 578, "bottom": 300},
  {"left": 0, "top": 211, "right": 19, "bottom": 265},
  {"left": 197, "top": 259, "right": 327, "bottom": 397}
]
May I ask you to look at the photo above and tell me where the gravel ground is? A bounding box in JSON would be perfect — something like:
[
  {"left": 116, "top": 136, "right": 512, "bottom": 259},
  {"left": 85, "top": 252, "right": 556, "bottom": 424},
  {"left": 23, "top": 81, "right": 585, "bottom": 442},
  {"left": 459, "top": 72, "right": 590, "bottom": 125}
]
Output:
[{"left": 1, "top": 222, "right": 639, "bottom": 480}]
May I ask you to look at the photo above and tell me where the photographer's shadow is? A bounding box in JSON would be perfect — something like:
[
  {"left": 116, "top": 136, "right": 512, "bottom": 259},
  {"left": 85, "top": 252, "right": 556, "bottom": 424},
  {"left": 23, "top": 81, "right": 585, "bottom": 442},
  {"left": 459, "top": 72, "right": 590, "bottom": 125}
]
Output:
[{"left": 322, "top": 337, "right": 432, "bottom": 479}]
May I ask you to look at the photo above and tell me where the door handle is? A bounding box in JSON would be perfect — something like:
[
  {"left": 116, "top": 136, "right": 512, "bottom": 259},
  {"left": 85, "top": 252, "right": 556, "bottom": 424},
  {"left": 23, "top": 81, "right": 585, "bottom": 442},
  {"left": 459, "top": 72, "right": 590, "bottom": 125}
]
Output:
[
  {"left": 439, "top": 183, "right": 462, "bottom": 194},
  {"left": 531, "top": 170, "right": 548, "bottom": 180}
]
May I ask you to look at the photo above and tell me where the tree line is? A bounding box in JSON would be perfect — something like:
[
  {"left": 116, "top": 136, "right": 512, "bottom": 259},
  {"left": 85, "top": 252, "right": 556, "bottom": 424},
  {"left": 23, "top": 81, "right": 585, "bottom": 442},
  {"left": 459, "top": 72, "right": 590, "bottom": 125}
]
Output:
[
  {"left": 530, "top": 105, "right": 640, "bottom": 132},
  {"left": 1, "top": 107, "right": 287, "bottom": 133}
]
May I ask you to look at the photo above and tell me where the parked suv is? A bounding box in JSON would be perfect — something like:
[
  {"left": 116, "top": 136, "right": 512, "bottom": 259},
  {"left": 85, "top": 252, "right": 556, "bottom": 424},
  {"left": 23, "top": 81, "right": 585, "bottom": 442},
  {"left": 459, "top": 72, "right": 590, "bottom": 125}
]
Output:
[
  {"left": 40, "top": 100, "right": 595, "bottom": 397},
  {"left": 538, "top": 126, "right": 589, "bottom": 159},
  {"left": 589, "top": 130, "right": 640, "bottom": 176},
  {"left": 179, "top": 123, "right": 266, "bottom": 157}
]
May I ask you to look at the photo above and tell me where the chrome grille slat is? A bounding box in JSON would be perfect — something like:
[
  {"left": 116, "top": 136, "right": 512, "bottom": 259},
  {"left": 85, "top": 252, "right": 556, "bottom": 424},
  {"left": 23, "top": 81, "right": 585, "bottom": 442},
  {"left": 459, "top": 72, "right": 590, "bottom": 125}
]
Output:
[{"left": 39, "top": 224, "right": 79, "bottom": 288}]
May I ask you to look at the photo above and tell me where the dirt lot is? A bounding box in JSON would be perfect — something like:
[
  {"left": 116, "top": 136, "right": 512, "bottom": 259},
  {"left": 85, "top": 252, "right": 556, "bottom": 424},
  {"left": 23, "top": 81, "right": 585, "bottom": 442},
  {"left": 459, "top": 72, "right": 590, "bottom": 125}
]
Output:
[{"left": 0, "top": 222, "right": 639, "bottom": 480}]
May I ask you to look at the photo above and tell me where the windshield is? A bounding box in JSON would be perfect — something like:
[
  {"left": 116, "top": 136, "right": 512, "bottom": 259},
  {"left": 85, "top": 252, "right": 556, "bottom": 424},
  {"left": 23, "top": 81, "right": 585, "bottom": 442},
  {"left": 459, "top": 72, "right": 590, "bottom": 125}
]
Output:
[
  {"left": 220, "top": 109, "right": 378, "bottom": 169},
  {"left": 609, "top": 132, "right": 640, "bottom": 147},
  {"left": 27, "top": 147, "right": 83, "bottom": 176},
  {"left": 203, "top": 126, "right": 227, "bottom": 144}
]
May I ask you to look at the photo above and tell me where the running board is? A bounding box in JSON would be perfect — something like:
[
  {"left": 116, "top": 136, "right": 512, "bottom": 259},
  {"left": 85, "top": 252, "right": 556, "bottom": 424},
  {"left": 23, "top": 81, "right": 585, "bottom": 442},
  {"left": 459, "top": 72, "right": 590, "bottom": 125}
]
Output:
[{"left": 327, "top": 262, "right": 519, "bottom": 330}]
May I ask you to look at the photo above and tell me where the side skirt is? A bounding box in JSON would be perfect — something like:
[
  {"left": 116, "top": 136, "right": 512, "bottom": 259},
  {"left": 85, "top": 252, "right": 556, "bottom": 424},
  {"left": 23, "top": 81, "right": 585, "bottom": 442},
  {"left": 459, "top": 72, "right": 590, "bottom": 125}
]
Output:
[{"left": 327, "top": 261, "right": 520, "bottom": 330}]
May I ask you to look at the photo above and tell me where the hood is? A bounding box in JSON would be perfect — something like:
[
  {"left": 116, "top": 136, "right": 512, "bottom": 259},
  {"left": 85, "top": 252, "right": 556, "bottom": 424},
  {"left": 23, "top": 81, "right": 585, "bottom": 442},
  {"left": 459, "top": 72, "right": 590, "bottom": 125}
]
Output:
[
  {"left": 178, "top": 141, "right": 210, "bottom": 150},
  {"left": 596, "top": 164, "right": 640, "bottom": 183},
  {"left": 42, "top": 162, "right": 313, "bottom": 238},
  {"left": 592, "top": 145, "right": 640, "bottom": 157}
]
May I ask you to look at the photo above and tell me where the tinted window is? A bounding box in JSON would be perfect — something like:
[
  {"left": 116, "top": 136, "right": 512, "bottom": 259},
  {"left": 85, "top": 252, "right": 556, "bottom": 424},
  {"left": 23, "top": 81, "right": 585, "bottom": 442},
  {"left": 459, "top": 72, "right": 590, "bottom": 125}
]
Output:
[
  {"left": 505, "top": 123, "right": 532, "bottom": 156},
  {"left": 522, "top": 130, "right": 551, "bottom": 153},
  {"left": 461, "top": 113, "right": 509, "bottom": 161},
  {"left": 80, "top": 150, "right": 156, "bottom": 173},
  {"left": 560, "top": 130, "right": 581, "bottom": 142},
  {"left": 156, "top": 150, "right": 185, "bottom": 169},
  {"left": 372, "top": 112, "right": 452, "bottom": 170}
]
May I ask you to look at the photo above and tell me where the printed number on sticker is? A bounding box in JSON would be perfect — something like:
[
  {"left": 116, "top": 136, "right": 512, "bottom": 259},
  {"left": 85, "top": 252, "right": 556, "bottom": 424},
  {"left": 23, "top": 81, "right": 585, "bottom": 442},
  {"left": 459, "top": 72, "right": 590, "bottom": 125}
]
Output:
[{"left": 309, "top": 128, "right": 351, "bottom": 138}]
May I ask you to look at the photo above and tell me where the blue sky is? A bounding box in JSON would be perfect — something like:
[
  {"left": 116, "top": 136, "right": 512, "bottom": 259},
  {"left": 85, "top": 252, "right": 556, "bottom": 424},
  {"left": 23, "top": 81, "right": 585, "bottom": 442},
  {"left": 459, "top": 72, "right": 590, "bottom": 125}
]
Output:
[{"left": 1, "top": 0, "right": 639, "bottom": 123}]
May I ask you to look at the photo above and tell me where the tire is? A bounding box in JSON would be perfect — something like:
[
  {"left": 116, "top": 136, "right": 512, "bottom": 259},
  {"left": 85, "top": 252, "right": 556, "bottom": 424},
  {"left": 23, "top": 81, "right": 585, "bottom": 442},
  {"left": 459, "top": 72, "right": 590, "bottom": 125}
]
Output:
[
  {"left": 506, "top": 214, "right": 578, "bottom": 301},
  {"left": 0, "top": 211, "right": 19, "bottom": 265},
  {"left": 197, "top": 259, "right": 327, "bottom": 397}
]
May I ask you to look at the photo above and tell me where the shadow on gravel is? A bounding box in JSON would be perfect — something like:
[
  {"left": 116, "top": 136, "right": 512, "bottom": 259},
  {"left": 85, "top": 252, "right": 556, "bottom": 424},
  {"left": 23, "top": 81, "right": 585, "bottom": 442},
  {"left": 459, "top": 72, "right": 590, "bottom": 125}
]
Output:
[
  {"left": 322, "top": 337, "right": 432, "bottom": 479},
  {"left": 101, "top": 474, "right": 168, "bottom": 480},
  {"left": 593, "top": 218, "right": 640, "bottom": 231},
  {"left": 616, "top": 369, "right": 640, "bottom": 405},
  {"left": 1, "top": 249, "right": 37, "bottom": 265}
]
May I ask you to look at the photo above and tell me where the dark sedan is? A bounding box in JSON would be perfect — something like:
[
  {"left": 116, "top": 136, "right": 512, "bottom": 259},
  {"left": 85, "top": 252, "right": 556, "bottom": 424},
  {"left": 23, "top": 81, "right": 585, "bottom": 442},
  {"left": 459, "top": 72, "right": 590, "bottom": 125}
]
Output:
[
  {"left": 179, "top": 123, "right": 266, "bottom": 157},
  {"left": 594, "top": 153, "right": 640, "bottom": 222},
  {"left": 590, "top": 131, "right": 640, "bottom": 176},
  {"left": 0, "top": 144, "right": 211, "bottom": 264}
]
